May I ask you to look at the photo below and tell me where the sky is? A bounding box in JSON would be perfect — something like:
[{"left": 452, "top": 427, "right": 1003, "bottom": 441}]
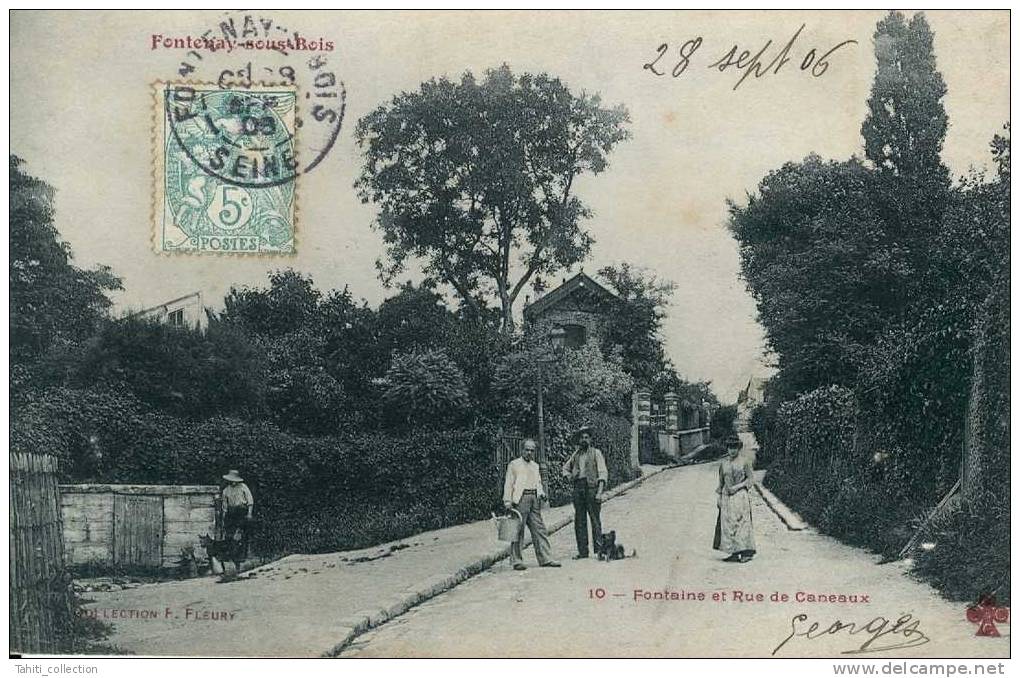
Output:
[{"left": 9, "top": 10, "right": 1009, "bottom": 401}]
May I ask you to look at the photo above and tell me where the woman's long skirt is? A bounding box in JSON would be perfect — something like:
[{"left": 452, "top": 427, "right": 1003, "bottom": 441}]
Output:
[{"left": 713, "top": 488, "right": 755, "bottom": 553}]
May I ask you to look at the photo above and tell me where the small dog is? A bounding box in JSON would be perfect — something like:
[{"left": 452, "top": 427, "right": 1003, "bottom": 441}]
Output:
[
  {"left": 596, "top": 530, "right": 634, "bottom": 561},
  {"left": 177, "top": 546, "right": 198, "bottom": 579},
  {"left": 199, "top": 534, "right": 245, "bottom": 575}
]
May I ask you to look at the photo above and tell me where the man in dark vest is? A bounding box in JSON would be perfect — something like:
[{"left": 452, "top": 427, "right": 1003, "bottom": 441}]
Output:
[{"left": 561, "top": 426, "right": 608, "bottom": 559}]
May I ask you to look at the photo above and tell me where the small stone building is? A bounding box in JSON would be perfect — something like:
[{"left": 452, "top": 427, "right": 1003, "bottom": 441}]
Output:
[
  {"left": 60, "top": 484, "right": 219, "bottom": 570},
  {"left": 522, "top": 271, "right": 621, "bottom": 347}
]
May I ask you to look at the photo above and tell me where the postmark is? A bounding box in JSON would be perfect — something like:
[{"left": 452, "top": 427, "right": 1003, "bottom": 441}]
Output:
[
  {"left": 151, "top": 11, "right": 347, "bottom": 255},
  {"left": 167, "top": 12, "right": 346, "bottom": 178},
  {"left": 153, "top": 82, "right": 297, "bottom": 254}
]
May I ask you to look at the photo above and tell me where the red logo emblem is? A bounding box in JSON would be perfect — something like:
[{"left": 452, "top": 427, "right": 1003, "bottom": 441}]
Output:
[{"left": 967, "top": 594, "right": 1010, "bottom": 637}]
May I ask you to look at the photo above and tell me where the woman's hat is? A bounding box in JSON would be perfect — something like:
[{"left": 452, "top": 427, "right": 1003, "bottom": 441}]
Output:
[
  {"left": 724, "top": 435, "right": 744, "bottom": 449},
  {"left": 223, "top": 470, "right": 244, "bottom": 482}
]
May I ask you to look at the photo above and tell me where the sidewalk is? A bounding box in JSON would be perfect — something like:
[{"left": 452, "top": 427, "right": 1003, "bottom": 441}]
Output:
[{"left": 83, "top": 464, "right": 669, "bottom": 657}]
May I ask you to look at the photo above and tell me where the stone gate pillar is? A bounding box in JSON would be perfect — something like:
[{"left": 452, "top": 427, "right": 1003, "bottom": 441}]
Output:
[{"left": 664, "top": 392, "right": 679, "bottom": 432}]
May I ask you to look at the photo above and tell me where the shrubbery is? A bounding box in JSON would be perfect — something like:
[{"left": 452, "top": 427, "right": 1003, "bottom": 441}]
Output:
[
  {"left": 382, "top": 349, "right": 471, "bottom": 429},
  {"left": 14, "top": 383, "right": 640, "bottom": 556},
  {"left": 763, "top": 385, "right": 921, "bottom": 557},
  {"left": 13, "top": 389, "right": 503, "bottom": 555},
  {"left": 709, "top": 404, "right": 737, "bottom": 441},
  {"left": 538, "top": 413, "right": 636, "bottom": 506}
]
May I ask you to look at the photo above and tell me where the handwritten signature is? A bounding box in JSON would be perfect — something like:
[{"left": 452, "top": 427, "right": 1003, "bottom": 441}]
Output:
[{"left": 772, "top": 613, "right": 931, "bottom": 656}]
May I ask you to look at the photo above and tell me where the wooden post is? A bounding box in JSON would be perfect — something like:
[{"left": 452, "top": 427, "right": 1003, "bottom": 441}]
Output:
[
  {"left": 536, "top": 366, "right": 552, "bottom": 496},
  {"left": 631, "top": 390, "right": 640, "bottom": 471},
  {"left": 537, "top": 366, "right": 545, "bottom": 464}
]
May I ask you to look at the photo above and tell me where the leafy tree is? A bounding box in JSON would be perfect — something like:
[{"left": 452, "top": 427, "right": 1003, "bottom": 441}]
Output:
[
  {"left": 862, "top": 12, "right": 949, "bottom": 186},
  {"left": 492, "top": 338, "right": 633, "bottom": 431},
  {"left": 381, "top": 348, "right": 470, "bottom": 428},
  {"left": 10, "top": 156, "right": 122, "bottom": 364},
  {"left": 374, "top": 283, "right": 512, "bottom": 409},
  {"left": 862, "top": 11, "right": 951, "bottom": 306},
  {"left": 597, "top": 263, "right": 677, "bottom": 386},
  {"left": 990, "top": 123, "right": 1010, "bottom": 180},
  {"left": 375, "top": 282, "right": 457, "bottom": 358},
  {"left": 221, "top": 270, "right": 382, "bottom": 430},
  {"left": 72, "top": 316, "right": 266, "bottom": 421},
  {"left": 259, "top": 326, "right": 354, "bottom": 435},
  {"left": 355, "top": 64, "right": 631, "bottom": 331},
  {"left": 729, "top": 155, "right": 894, "bottom": 394},
  {"left": 710, "top": 404, "right": 738, "bottom": 440},
  {"left": 221, "top": 269, "right": 322, "bottom": 338},
  {"left": 652, "top": 371, "right": 720, "bottom": 410}
]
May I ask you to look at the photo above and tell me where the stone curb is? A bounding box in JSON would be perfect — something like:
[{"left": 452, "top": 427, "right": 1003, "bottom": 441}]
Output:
[
  {"left": 321, "top": 465, "right": 671, "bottom": 657},
  {"left": 755, "top": 482, "right": 809, "bottom": 531}
]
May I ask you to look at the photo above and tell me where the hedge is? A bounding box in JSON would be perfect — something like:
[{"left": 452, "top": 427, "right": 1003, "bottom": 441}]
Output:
[
  {"left": 913, "top": 281, "right": 1010, "bottom": 603},
  {"left": 13, "top": 385, "right": 644, "bottom": 557},
  {"left": 536, "top": 412, "right": 636, "bottom": 506},
  {"left": 12, "top": 388, "right": 502, "bottom": 555},
  {"left": 760, "top": 292, "right": 1011, "bottom": 603}
]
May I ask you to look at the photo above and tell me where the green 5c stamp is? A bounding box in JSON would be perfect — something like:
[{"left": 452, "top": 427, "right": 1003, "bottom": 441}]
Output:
[{"left": 154, "top": 83, "right": 297, "bottom": 254}]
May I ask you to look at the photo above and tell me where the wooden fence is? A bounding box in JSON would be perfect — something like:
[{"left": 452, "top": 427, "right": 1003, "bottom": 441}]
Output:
[
  {"left": 494, "top": 431, "right": 526, "bottom": 483},
  {"left": 10, "top": 452, "right": 73, "bottom": 654},
  {"left": 494, "top": 431, "right": 557, "bottom": 500}
]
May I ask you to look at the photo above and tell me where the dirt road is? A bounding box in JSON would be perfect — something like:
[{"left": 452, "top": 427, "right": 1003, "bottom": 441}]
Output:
[{"left": 341, "top": 463, "right": 1009, "bottom": 658}]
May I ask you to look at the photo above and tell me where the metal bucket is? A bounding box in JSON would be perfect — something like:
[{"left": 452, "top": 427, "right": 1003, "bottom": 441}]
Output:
[{"left": 494, "top": 509, "right": 522, "bottom": 542}]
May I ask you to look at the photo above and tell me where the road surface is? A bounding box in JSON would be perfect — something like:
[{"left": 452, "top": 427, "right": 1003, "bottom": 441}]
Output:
[{"left": 341, "top": 461, "right": 1009, "bottom": 658}]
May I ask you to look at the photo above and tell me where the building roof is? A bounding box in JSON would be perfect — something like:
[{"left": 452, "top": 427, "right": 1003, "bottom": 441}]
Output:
[
  {"left": 523, "top": 271, "right": 621, "bottom": 320},
  {"left": 130, "top": 291, "right": 203, "bottom": 318}
]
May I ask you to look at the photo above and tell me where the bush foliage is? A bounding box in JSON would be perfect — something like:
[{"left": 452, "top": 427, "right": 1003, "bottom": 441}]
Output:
[
  {"left": 13, "top": 389, "right": 502, "bottom": 554},
  {"left": 382, "top": 349, "right": 471, "bottom": 428}
]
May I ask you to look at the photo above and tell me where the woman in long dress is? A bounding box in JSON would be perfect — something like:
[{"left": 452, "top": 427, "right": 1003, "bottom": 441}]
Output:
[{"left": 713, "top": 435, "right": 756, "bottom": 563}]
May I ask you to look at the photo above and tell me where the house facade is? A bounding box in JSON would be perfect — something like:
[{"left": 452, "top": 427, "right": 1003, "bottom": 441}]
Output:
[{"left": 522, "top": 271, "right": 621, "bottom": 348}]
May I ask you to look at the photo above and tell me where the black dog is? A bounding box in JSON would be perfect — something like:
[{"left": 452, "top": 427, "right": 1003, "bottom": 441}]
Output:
[
  {"left": 596, "top": 530, "right": 632, "bottom": 561},
  {"left": 199, "top": 534, "right": 245, "bottom": 575}
]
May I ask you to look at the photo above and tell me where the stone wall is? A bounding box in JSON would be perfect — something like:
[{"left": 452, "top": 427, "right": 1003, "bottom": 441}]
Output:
[
  {"left": 161, "top": 491, "right": 218, "bottom": 568},
  {"left": 59, "top": 484, "right": 219, "bottom": 570},
  {"left": 678, "top": 427, "right": 709, "bottom": 455},
  {"left": 60, "top": 491, "right": 115, "bottom": 566}
]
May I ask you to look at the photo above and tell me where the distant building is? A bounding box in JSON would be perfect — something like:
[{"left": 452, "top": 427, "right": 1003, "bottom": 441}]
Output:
[
  {"left": 736, "top": 375, "right": 767, "bottom": 431},
  {"left": 522, "top": 271, "right": 621, "bottom": 348},
  {"left": 737, "top": 375, "right": 767, "bottom": 409},
  {"left": 132, "top": 291, "right": 208, "bottom": 331}
]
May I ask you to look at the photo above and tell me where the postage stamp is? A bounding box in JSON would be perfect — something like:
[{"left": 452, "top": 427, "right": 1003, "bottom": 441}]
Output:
[{"left": 153, "top": 82, "right": 298, "bottom": 254}]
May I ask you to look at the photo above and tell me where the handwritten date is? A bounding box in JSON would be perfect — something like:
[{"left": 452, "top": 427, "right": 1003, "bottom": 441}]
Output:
[{"left": 643, "top": 24, "right": 857, "bottom": 90}]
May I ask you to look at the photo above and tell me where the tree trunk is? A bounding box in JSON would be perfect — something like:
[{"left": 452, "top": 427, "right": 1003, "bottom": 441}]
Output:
[
  {"left": 500, "top": 299, "right": 516, "bottom": 334},
  {"left": 498, "top": 280, "right": 515, "bottom": 333}
]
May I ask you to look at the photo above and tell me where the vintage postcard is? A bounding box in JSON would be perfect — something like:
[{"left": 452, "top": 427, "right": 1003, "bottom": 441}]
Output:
[{"left": 8, "top": 9, "right": 1010, "bottom": 663}]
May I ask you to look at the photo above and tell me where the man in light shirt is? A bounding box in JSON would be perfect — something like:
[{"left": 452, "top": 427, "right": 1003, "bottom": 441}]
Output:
[
  {"left": 221, "top": 469, "right": 254, "bottom": 559},
  {"left": 502, "top": 439, "right": 561, "bottom": 571}
]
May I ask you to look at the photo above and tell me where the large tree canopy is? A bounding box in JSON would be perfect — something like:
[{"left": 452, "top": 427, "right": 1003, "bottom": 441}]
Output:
[
  {"left": 731, "top": 11, "right": 957, "bottom": 397},
  {"left": 862, "top": 11, "right": 951, "bottom": 304},
  {"left": 354, "top": 64, "right": 630, "bottom": 331},
  {"left": 597, "top": 263, "right": 677, "bottom": 388},
  {"left": 729, "top": 155, "right": 895, "bottom": 393},
  {"left": 10, "top": 155, "right": 121, "bottom": 363}
]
